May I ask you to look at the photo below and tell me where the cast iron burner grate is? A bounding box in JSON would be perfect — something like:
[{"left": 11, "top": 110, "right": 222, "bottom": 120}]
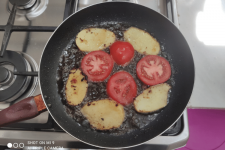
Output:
[{"left": 0, "top": 0, "right": 183, "bottom": 136}]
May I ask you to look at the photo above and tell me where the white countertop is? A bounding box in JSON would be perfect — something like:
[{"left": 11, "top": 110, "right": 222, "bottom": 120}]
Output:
[{"left": 176, "top": 0, "right": 225, "bottom": 109}]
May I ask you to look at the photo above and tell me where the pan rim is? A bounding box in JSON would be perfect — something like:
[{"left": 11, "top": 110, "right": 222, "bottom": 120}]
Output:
[{"left": 38, "top": 1, "right": 195, "bottom": 149}]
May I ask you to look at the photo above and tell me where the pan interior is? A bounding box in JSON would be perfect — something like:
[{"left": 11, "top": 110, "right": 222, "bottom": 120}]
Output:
[{"left": 40, "top": 2, "right": 194, "bottom": 148}]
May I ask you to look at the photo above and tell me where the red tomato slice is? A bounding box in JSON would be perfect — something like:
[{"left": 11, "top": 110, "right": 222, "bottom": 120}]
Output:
[
  {"left": 110, "top": 41, "right": 134, "bottom": 66},
  {"left": 81, "top": 51, "right": 114, "bottom": 81},
  {"left": 136, "top": 55, "right": 171, "bottom": 85},
  {"left": 107, "top": 71, "right": 137, "bottom": 105}
]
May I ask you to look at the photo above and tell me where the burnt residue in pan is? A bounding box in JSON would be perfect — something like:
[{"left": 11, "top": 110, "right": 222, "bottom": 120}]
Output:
[{"left": 57, "top": 22, "right": 175, "bottom": 135}]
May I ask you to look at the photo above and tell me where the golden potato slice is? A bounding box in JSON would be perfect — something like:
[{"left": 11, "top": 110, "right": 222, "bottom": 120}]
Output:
[
  {"left": 66, "top": 69, "right": 88, "bottom": 106},
  {"left": 134, "top": 83, "right": 171, "bottom": 113},
  {"left": 81, "top": 99, "right": 125, "bottom": 130},
  {"left": 76, "top": 28, "right": 116, "bottom": 52},
  {"left": 124, "top": 27, "right": 160, "bottom": 55}
]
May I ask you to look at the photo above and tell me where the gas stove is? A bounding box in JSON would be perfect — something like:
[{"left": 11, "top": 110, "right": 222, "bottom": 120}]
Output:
[{"left": 0, "top": 0, "right": 189, "bottom": 149}]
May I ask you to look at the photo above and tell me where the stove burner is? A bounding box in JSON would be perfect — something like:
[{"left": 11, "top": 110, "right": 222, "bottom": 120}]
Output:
[
  {"left": 0, "top": 67, "right": 9, "bottom": 83},
  {"left": 8, "top": 0, "right": 49, "bottom": 20},
  {"left": 0, "top": 50, "right": 31, "bottom": 102},
  {"left": 15, "top": 52, "right": 38, "bottom": 102},
  {"left": 0, "top": 66, "right": 13, "bottom": 86},
  {"left": 9, "top": 0, "right": 37, "bottom": 10}
]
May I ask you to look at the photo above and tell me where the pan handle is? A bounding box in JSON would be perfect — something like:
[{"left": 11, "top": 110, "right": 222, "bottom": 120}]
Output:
[{"left": 0, "top": 95, "right": 46, "bottom": 127}]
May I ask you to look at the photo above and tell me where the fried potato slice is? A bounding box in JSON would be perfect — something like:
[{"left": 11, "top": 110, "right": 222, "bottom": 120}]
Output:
[
  {"left": 66, "top": 69, "right": 88, "bottom": 106},
  {"left": 81, "top": 99, "right": 125, "bottom": 130},
  {"left": 76, "top": 28, "right": 116, "bottom": 52},
  {"left": 134, "top": 83, "right": 171, "bottom": 113},
  {"left": 124, "top": 27, "right": 160, "bottom": 55}
]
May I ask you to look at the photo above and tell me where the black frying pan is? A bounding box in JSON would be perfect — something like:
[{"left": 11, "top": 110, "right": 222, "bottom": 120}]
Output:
[{"left": 0, "top": 2, "right": 194, "bottom": 148}]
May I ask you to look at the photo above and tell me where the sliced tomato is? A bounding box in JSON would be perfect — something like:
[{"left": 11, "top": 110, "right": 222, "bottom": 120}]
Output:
[
  {"left": 81, "top": 51, "right": 113, "bottom": 81},
  {"left": 107, "top": 71, "right": 137, "bottom": 105},
  {"left": 110, "top": 41, "right": 134, "bottom": 66},
  {"left": 136, "top": 55, "right": 171, "bottom": 85}
]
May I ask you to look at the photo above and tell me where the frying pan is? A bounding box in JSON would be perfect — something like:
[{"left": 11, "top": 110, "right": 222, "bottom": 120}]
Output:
[{"left": 0, "top": 2, "right": 194, "bottom": 148}]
